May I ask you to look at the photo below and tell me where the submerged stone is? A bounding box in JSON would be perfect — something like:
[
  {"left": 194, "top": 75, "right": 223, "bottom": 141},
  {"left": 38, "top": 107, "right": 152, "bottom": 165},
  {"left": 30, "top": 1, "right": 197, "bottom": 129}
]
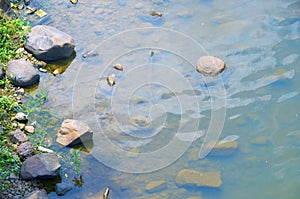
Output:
[
  {"left": 56, "top": 119, "right": 93, "bottom": 146},
  {"left": 208, "top": 140, "right": 239, "bottom": 156},
  {"left": 55, "top": 182, "right": 72, "bottom": 196},
  {"left": 176, "top": 169, "right": 222, "bottom": 188},
  {"left": 145, "top": 180, "right": 166, "bottom": 193}
]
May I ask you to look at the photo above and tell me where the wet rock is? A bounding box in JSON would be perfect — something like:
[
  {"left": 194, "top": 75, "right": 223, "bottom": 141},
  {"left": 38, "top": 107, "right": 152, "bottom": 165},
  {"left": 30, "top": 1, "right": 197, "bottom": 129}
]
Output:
[
  {"left": 20, "top": 153, "right": 61, "bottom": 180},
  {"left": 176, "top": 169, "right": 222, "bottom": 188},
  {"left": 13, "top": 112, "right": 28, "bottom": 123},
  {"left": 9, "top": 129, "right": 28, "bottom": 144},
  {"left": 56, "top": 119, "right": 93, "bottom": 146},
  {"left": 25, "top": 125, "right": 35, "bottom": 134},
  {"left": 55, "top": 182, "right": 72, "bottom": 196},
  {"left": 25, "top": 25, "right": 75, "bottom": 61},
  {"left": 6, "top": 59, "right": 40, "bottom": 87},
  {"left": 17, "top": 142, "right": 35, "bottom": 161},
  {"left": 24, "top": 190, "right": 48, "bottom": 199},
  {"left": 0, "top": 63, "right": 4, "bottom": 79},
  {"left": 145, "top": 180, "right": 166, "bottom": 193},
  {"left": 208, "top": 140, "right": 239, "bottom": 156},
  {"left": 196, "top": 56, "right": 225, "bottom": 77}
]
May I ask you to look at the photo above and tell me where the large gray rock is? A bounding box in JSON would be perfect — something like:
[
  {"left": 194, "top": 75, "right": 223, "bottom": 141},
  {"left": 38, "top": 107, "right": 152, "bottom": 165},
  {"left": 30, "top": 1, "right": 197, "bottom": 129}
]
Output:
[
  {"left": 176, "top": 169, "right": 222, "bottom": 188},
  {"left": 196, "top": 56, "right": 225, "bottom": 77},
  {"left": 24, "top": 190, "right": 48, "bottom": 199},
  {"left": 0, "top": 63, "right": 4, "bottom": 79},
  {"left": 25, "top": 25, "right": 75, "bottom": 61},
  {"left": 20, "top": 153, "right": 61, "bottom": 180},
  {"left": 6, "top": 59, "right": 40, "bottom": 87},
  {"left": 56, "top": 119, "right": 93, "bottom": 146}
]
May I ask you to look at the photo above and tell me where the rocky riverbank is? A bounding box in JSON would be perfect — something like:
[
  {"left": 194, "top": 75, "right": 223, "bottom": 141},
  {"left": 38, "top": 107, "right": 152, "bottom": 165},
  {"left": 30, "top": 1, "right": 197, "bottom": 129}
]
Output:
[{"left": 0, "top": 1, "right": 83, "bottom": 198}]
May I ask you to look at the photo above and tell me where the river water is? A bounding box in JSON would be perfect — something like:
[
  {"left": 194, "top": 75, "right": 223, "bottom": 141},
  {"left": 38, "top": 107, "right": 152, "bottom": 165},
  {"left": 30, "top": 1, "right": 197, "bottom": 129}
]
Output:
[{"left": 24, "top": 0, "right": 299, "bottom": 198}]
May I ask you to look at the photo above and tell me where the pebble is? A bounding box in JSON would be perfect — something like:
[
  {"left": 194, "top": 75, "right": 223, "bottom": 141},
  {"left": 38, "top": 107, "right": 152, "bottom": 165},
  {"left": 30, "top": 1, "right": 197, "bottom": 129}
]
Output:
[
  {"left": 196, "top": 56, "right": 226, "bottom": 77},
  {"left": 149, "top": 11, "right": 163, "bottom": 17},
  {"left": 70, "top": 0, "right": 78, "bottom": 4},
  {"left": 112, "top": 63, "right": 123, "bottom": 71},
  {"left": 38, "top": 68, "right": 47, "bottom": 73},
  {"left": 18, "top": 123, "right": 25, "bottom": 130},
  {"left": 107, "top": 74, "right": 116, "bottom": 86},
  {"left": 38, "top": 146, "right": 54, "bottom": 153},
  {"left": 25, "top": 126, "right": 35, "bottom": 134},
  {"left": 15, "top": 88, "right": 25, "bottom": 96},
  {"left": 13, "top": 112, "right": 28, "bottom": 123}
]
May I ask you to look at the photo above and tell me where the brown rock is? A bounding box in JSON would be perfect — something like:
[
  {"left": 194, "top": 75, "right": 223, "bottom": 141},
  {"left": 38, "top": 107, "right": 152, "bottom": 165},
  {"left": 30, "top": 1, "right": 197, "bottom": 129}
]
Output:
[
  {"left": 176, "top": 169, "right": 222, "bottom": 188},
  {"left": 196, "top": 56, "right": 225, "bottom": 77},
  {"left": 56, "top": 119, "right": 93, "bottom": 146}
]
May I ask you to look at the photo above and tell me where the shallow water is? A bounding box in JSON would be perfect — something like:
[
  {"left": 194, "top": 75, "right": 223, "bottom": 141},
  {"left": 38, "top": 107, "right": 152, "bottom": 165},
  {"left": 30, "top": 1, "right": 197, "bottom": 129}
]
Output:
[{"left": 24, "top": 0, "right": 299, "bottom": 198}]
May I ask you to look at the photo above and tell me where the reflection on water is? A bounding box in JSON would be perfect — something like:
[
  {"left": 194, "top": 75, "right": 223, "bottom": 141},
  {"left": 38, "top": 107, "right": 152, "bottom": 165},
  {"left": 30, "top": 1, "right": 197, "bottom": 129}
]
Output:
[{"left": 24, "top": 0, "right": 300, "bottom": 198}]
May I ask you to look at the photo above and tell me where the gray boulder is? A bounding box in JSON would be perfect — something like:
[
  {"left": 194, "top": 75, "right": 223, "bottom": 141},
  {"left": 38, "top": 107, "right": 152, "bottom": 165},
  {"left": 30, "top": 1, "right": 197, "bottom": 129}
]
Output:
[
  {"left": 0, "top": 63, "right": 4, "bottom": 79},
  {"left": 24, "top": 190, "right": 48, "bottom": 199},
  {"left": 20, "top": 153, "right": 61, "bottom": 180},
  {"left": 9, "top": 129, "right": 28, "bottom": 144},
  {"left": 6, "top": 59, "right": 40, "bottom": 87},
  {"left": 25, "top": 25, "right": 75, "bottom": 61},
  {"left": 56, "top": 119, "right": 93, "bottom": 146},
  {"left": 55, "top": 182, "right": 72, "bottom": 196}
]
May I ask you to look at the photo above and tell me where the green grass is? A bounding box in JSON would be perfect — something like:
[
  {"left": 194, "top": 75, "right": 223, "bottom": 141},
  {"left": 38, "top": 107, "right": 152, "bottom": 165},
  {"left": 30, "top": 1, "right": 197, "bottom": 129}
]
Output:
[
  {"left": 0, "top": 14, "right": 30, "bottom": 67},
  {"left": 0, "top": 13, "right": 30, "bottom": 180}
]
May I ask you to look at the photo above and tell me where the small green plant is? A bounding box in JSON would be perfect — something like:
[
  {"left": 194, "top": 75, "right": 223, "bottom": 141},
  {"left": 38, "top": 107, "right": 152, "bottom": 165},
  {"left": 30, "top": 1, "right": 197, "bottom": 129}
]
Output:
[
  {"left": 70, "top": 149, "right": 81, "bottom": 175},
  {"left": 0, "top": 14, "right": 30, "bottom": 66},
  {"left": 0, "top": 146, "right": 21, "bottom": 180}
]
